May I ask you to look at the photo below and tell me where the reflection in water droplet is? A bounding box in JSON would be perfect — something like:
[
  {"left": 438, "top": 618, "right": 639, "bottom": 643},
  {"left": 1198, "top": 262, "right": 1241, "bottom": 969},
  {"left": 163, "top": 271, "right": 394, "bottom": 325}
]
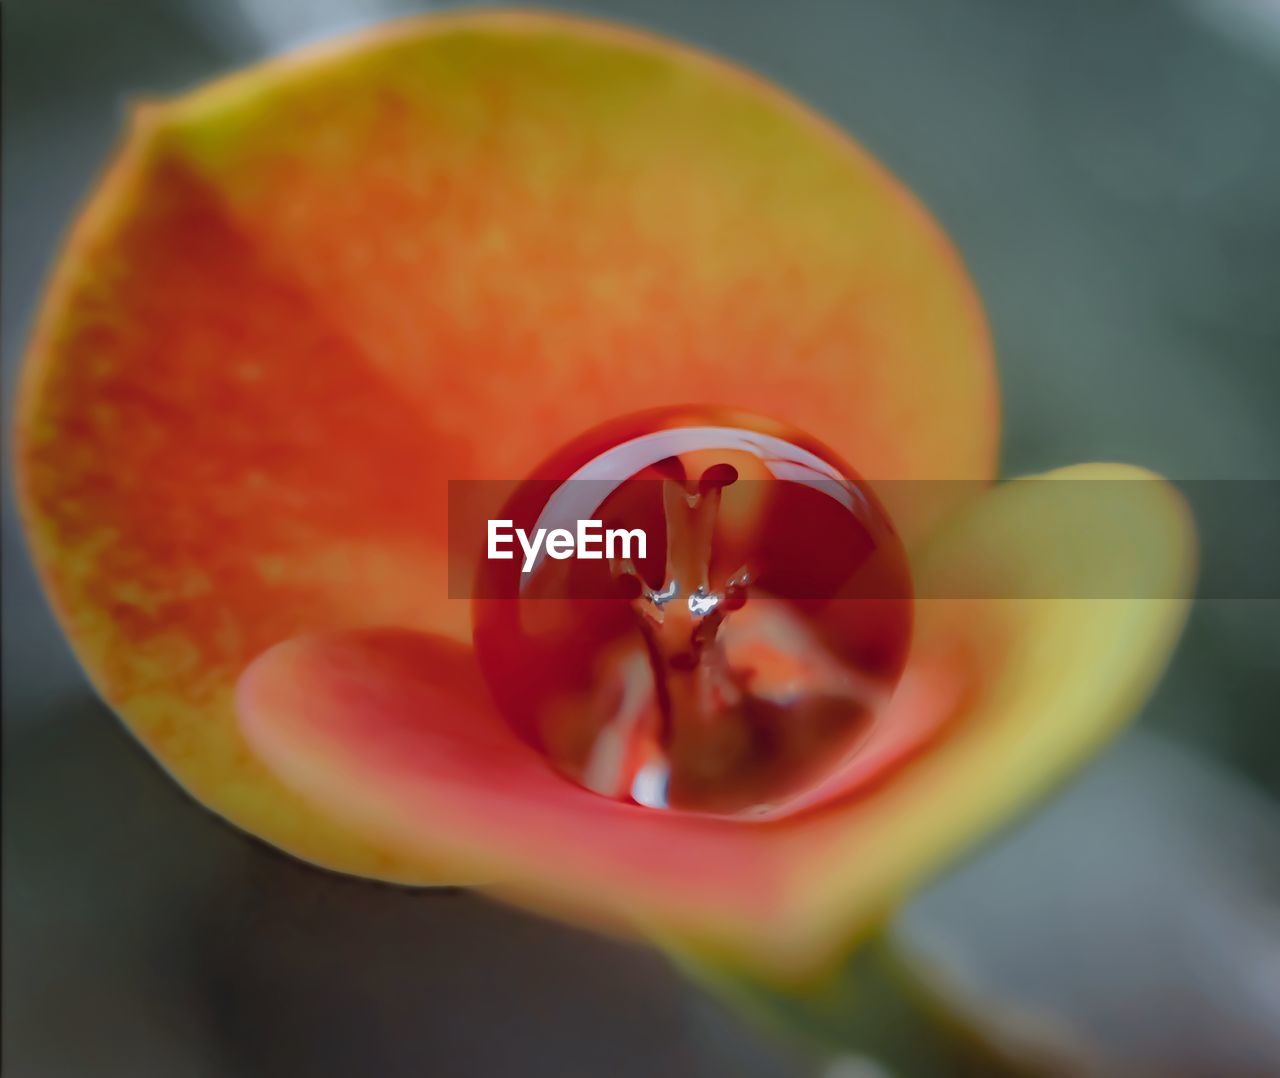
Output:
[
  {"left": 630, "top": 761, "right": 670, "bottom": 810},
  {"left": 687, "top": 587, "right": 719, "bottom": 617},
  {"left": 473, "top": 407, "right": 912, "bottom": 818}
]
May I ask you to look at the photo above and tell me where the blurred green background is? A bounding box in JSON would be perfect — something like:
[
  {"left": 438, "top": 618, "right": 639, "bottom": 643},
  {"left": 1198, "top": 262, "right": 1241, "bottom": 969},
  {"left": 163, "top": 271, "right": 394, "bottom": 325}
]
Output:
[{"left": 4, "top": 1, "right": 1278, "bottom": 1074}]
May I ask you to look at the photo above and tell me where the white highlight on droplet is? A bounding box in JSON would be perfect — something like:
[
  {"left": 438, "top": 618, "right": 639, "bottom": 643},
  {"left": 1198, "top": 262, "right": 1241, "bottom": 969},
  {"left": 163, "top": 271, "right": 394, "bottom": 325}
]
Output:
[
  {"left": 687, "top": 587, "right": 720, "bottom": 617},
  {"left": 631, "top": 761, "right": 670, "bottom": 809}
]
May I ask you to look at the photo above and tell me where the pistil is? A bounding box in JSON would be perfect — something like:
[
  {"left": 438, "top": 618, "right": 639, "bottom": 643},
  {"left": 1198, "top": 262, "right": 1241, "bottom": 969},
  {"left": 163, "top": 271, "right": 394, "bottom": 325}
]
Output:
[{"left": 606, "top": 465, "right": 761, "bottom": 804}]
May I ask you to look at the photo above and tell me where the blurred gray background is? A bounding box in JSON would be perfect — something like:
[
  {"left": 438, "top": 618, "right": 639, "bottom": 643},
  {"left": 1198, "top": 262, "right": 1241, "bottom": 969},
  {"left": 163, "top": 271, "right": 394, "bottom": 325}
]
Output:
[{"left": 4, "top": 1, "right": 1279, "bottom": 1075}]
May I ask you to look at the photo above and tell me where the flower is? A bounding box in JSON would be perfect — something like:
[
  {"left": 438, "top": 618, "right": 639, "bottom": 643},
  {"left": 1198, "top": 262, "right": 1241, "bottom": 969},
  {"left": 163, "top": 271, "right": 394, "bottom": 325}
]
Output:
[{"left": 15, "top": 10, "right": 1193, "bottom": 981}]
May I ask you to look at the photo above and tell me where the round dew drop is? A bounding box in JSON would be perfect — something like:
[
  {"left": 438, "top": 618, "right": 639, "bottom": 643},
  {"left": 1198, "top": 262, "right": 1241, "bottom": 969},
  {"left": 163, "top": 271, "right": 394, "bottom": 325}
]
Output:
[{"left": 472, "top": 407, "right": 913, "bottom": 818}]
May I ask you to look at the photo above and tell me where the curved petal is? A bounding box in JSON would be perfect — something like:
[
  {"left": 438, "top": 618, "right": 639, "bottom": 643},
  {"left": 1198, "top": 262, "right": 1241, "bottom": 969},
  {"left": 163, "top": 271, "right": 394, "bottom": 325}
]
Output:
[
  {"left": 16, "top": 10, "right": 994, "bottom": 878},
  {"left": 771, "top": 464, "right": 1196, "bottom": 976},
  {"left": 237, "top": 628, "right": 799, "bottom": 940},
  {"left": 237, "top": 465, "right": 1194, "bottom": 975}
]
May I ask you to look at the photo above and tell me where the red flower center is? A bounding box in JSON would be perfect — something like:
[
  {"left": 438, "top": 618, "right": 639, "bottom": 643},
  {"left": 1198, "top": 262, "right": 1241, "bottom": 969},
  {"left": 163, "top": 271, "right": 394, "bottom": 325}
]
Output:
[{"left": 473, "top": 407, "right": 913, "bottom": 817}]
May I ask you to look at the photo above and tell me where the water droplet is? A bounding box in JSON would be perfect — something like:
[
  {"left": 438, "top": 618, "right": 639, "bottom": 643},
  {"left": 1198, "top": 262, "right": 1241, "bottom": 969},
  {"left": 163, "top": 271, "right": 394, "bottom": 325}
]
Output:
[{"left": 473, "top": 407, "right": 912, "bottom": 818}]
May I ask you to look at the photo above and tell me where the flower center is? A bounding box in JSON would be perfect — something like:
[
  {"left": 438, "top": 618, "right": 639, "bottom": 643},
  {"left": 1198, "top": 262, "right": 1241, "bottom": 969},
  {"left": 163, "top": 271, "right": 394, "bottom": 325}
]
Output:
[{"left": 472, "top": 407, "right": 912, "bottom": 818}]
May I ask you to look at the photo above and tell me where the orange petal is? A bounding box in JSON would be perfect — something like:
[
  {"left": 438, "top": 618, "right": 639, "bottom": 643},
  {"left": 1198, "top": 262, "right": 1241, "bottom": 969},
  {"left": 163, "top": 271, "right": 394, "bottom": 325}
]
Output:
[
  {"left": 16, "top": 11, "right": 994, "bottom": 878},
  {"left": 237, "top": 465, "right": 1193, "bottom": 977},
  {"left": 156, "top": 11, "right": 996, "bottom": 494}
]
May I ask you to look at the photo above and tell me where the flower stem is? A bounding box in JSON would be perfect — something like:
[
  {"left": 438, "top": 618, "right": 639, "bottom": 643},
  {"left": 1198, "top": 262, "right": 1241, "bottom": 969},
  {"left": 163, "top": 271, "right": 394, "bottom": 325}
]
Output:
[{"left": 673, "top": 930, "right": 1075, "bottom": 1077}]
